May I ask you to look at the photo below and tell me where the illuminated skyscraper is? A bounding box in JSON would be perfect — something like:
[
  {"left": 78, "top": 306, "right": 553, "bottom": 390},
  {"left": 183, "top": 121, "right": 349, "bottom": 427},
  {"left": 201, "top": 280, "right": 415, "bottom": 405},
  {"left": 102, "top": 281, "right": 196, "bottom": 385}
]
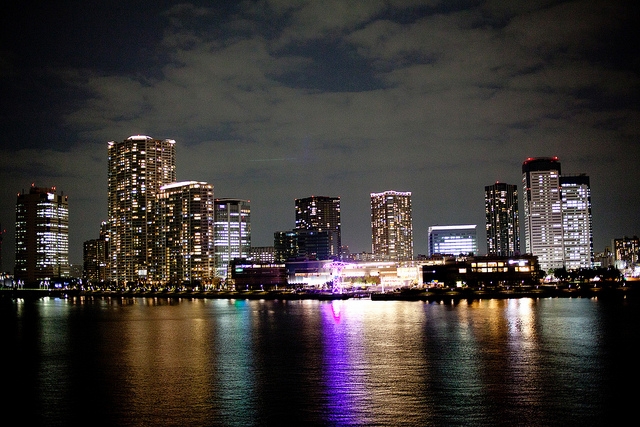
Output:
[
  {"left": 522, "top": 157, "right": 563, "bottom": 272},
  {"left": 14, "top": 184, "right": 69, "bottom": 286},
  {"left": 154, "top": 181, "right": 215, "bottom": 285},
  {"left": 214, "top": 199, "right": 251, "bottom": 279},
  {"left": 295, "top": 196, "right": 341, "bottom": 260},
  {"left": 107, "top": 135, "right": 176, "bottom": 284},
  {"left": 485, "top": 182, "right": 520, "bottom": 256},
  {"left": 560, "top": 174, "right": 593, "bottom": 270},
  {"left": 523, "top": 158, "right": 595, "bottom": 272},
  {"left": 428, "top": 225, "right": 478, "bottom": 257},
  {"left": 370, "top": 191, "right": 413, "bottom": 261}
]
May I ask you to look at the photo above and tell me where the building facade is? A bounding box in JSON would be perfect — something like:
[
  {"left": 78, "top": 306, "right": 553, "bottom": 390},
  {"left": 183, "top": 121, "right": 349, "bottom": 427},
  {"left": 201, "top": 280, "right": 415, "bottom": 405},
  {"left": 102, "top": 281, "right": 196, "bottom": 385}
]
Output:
[
  {"left": 250, "top": 246, "right": 276, "bottom": 264},
  {"left": 485, "top": 182, "right": 520, "bottom": 256},
  {"left": 155, "top": 181, "right": 215, "bottom": 286},
  {"left": 423, "top": 254, "right": 540, "bottom": 287},
  {"left": 274, "top": 231, "right": 299, "bottom": 263},
  {"left": 613, "top": 236, "right": 639, "bottom": 269},
  {"left": 229, "top": 259, "right": 287, "bottom": 291},
  {"left": 370, "top": 191, "right": 414, "bottom": 261},
  {"left": 428, "top": 225, "right": 478, "bottom": 257},
  {"left": 560, "top": 174, "right": 593, "bottom": 270},
  {"left": 295, "top": 196, "right": 341, "bottom": 259},
  {"left": 83, "top": 221, "right": 109, "bottom": 284},
  {"left": 522, "top": 157, "right": 564, "bottom": 272},
  {"left": 295, "top": 229, "right": 331, "bottom": 261},
  {"left": 14, "top": 184, "right": 70, "bottom": 286},
  {"left": 83, "top": 238, "right": 107, "bottom": 284},
  {"left": 214, "top": 199, "right": 251, "bottom": 279},
  {"left": 107, "top": 135, "right": 176, "bottom": 284}
]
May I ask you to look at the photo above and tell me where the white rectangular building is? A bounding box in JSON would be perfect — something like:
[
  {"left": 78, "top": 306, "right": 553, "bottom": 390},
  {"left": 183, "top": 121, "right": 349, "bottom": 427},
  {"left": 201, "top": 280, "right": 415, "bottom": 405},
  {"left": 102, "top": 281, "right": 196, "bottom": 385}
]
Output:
[{"left": 428, "top": 225, "right": 478, "bottom": 257}]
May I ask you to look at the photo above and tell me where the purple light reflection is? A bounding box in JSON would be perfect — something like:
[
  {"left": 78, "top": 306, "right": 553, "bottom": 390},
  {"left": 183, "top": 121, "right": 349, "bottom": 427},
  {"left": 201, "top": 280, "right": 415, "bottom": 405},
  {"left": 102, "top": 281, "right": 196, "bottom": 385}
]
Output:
[
  {"left": 320, "top": 300, "right": 370, "bottom": 425},
  {"left": 328, "top": 300, "right": 342, "bottom": 322}
]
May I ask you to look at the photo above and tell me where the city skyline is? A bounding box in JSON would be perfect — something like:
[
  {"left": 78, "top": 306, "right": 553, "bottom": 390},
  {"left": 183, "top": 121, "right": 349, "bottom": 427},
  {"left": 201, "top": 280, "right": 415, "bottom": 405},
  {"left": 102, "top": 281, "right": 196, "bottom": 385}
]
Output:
[
  {"left": 0, "top": 150, "right": 630, "bottom": 271},
  {"left": 1, "top": 1, "right": 639, "bottom": 268}
]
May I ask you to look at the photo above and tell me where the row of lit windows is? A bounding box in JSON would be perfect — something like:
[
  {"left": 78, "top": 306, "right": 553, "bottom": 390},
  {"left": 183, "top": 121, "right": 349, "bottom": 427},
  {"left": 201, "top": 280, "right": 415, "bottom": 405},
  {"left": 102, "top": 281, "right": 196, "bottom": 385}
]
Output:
[{"left": 470, "top": 266, "right": 530, "bottom": 273}]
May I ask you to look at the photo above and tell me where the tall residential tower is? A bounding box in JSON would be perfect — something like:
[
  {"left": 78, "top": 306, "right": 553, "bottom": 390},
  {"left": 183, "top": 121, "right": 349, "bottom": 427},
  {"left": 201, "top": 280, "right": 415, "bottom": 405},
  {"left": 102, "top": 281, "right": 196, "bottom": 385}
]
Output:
[
  {"left": 522, "top": 157, "right": 593, "bottom": 272},
  {"left": 370, "top": 191, "right": 413, "bottom": 261},
  {"left": 522, "top": 157, "right": 563, "bottom": 272},
  {"left": 560, "top": 174, "right": 593, "bottom": 270},
  {"left": 107, "top": 135, "right": 176, "bottom": 284},
  {"left": 485, "top": 182, "right": 520, "bottom": 256},
  {"left": 155, "top": 181, "right": 215, "bottom": 285}
]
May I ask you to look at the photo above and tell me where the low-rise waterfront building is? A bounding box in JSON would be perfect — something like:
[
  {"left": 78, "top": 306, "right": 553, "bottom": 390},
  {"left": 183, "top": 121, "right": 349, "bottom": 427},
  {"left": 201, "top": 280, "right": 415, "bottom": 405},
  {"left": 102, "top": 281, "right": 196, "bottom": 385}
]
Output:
[
  {"left": 422, "top": 255, "right": 540, "bottom": 287},
  {"left": 228, "top": 259, "right": 287, "bottom": 291}
]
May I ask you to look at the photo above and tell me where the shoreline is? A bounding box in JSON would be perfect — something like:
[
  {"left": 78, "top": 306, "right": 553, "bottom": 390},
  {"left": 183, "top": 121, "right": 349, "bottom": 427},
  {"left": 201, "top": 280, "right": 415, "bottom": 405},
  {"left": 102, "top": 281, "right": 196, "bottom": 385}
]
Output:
[{"left": 1, "top": 284, "right": 637, "bottom": 301}]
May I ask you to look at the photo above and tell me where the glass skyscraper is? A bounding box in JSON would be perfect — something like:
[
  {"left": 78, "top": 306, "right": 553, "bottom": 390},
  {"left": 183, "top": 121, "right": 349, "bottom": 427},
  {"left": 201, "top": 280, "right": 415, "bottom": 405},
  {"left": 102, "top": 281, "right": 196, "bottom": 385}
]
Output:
[
  {"left": 107, "top": 135, "right": 176, "bottom": 284},
  {"left": 14, "top": 184, "right": 69, "bottom": 286},
  {"left": 370, "top": 191, "right": 413, "bottom": 261},
  {"left": 485, "top": 182, "right": 520, "bottom": 256}
]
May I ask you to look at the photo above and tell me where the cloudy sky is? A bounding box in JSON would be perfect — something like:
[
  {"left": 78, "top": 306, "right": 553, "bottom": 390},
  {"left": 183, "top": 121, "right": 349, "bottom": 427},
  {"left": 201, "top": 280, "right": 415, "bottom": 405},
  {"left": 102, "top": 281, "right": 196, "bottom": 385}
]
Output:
[{"left": 1, "top": 0, "right": 638, "bottom": 268}]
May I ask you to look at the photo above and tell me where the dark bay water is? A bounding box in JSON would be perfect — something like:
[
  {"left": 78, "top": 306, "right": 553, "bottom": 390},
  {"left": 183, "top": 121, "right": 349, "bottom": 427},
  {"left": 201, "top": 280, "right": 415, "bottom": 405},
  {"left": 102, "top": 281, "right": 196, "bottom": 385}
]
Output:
[{"left": 1, "top": 296, "right": 638, "bottom": 426}]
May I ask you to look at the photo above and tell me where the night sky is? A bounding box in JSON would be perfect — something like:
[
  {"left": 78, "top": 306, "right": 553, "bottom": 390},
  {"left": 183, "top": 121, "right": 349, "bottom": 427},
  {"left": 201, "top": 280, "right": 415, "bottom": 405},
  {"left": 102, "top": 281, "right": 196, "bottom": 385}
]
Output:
[{"left": 1, "top": 0, "right": 638, "bottom": 268}]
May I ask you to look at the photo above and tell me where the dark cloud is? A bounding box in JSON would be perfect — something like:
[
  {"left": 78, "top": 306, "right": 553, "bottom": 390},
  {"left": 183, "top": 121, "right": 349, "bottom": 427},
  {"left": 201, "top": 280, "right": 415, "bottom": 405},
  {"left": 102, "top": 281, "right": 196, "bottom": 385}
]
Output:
[{"left": 1, "top": 0, "right": 638, "bottom": 270}]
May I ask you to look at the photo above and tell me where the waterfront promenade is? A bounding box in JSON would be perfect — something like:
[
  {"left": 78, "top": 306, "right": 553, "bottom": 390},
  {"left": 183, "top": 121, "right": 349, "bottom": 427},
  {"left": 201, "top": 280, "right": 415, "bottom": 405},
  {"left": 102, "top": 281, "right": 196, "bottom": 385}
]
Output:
[{"left": 2, "top": 282, "right": 637, "bottom": 301}]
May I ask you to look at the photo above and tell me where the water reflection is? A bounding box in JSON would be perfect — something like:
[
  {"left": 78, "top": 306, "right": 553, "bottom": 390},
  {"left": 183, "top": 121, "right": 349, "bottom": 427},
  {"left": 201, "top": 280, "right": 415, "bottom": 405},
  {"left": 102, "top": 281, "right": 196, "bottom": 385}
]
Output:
[
  {"left": 209, "top": 299, "right": 259, "bottom": 426},
  {"left": 321, "top": 300, "right": 367, "bottom": 425},
  {"left": 1, "top": 296, "right": 635, "bottom": 427},
  {"left": 320, "top": 300, "right": 432, "bottom": 425}
]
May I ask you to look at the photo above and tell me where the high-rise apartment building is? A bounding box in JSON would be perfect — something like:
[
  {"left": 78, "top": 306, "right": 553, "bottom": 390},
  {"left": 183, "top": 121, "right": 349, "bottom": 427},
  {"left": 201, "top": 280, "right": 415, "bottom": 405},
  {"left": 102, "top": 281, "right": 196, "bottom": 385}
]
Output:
[
  {"left": 522, "top": 157, "right": 594, "bottom": 272},
  {"left": 522, "top": 157, "right": 564, "bottom": 272},
  {"left": 428, "top": 225, "right": 478, "bottom": 257},
  {"left": 14, "top": 184, "right": 69, "bottom": 286},
  {"left": 485, "top": 182, "right": 520, "bottom": 256},
  {"left": 214, "top": 199, "right": 251, "bottom": 279},
  {"left": 295, "top": 196, "right": 341, "bottom": 260},
  {"left": 560, "top": 174, "right": 593, "bottom": 270},
  {"left": 370, "top": 191, "right": 413, "bottom": 261},
  {"left": 155, "top": 181, "right": 215, "bottom": 285},
  {"left": 107, "top": 135, "right": 176, "bottom": 284}
]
